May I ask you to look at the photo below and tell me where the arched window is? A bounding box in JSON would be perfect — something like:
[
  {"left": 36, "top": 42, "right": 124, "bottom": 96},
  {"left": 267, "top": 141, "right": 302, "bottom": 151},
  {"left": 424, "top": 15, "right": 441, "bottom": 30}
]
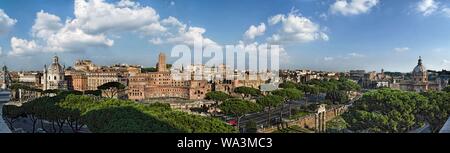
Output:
[{"left": 54, "top": 76, "right": 57, "bottom": 80}]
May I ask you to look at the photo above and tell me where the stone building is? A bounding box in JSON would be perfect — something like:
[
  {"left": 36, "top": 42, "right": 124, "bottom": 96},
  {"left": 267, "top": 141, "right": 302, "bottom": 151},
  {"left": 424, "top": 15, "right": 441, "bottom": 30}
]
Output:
[
  {"left": 128, "top": 53, "right": 211, "bottom": 101},
  {"left": 74, "top": 59, "right": 99, "bottom": 71},
  {"left": 359, "top": 69, "right": 393, "bottom": 89},
  {"left": 18, "top": 72, "right": 42, "bottom": 87},
  {"left": 86, "top": 70, "right": 128, "bottom": 91},
  {"left": 42, "top": 56, "right": 67, "bottom": 90},
  {"left": 71, "top": 73, "right": 88, "bottom": 91},
  {"left": 399, "top": 57, "right": 439, "bottom": 92},
  {"left": 0, "top": 65, "right": 11, "bottom": 90}
]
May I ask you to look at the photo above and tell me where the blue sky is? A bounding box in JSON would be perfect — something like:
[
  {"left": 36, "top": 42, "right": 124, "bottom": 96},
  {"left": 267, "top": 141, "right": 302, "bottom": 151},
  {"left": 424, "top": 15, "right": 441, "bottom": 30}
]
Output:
[{"left": 0, "top": 0, "right": 450, "bottom": 72}]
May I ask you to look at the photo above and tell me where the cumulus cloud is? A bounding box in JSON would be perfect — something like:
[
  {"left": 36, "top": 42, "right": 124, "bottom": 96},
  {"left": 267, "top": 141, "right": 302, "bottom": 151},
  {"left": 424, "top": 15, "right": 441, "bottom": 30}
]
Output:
[
  {"left": 45, "top": 28, "right": 114, "bottom": 52},
  {"left": 166, "top": 26, "right": 218, "bottom": 47},
  {"left": 73, "top": 0, "right": 160, "bottom": 34},
  {"left": 417, "top": 0, "right": 438, "bottom": 16},
  {"left": 32, "top": 10, "right": 64, "bottom": 38},
  {"left": 394, "top": 47, "right": 410, "bottom": 53},
  {"left": 267, "top": 10, "right": 328, "bottom": 43},
  {"left": 9, "top": 37, "right": 42, "bottom": 56},
  {"left": 0, "top": 9, "right": 17, "bottom": 34},
  {"left": 10, "top": 0, "right": 218, "bottom": 56},
  {"left": 243, "top": 23, "right": 266, "bottom": 40},
  {"left": 330, "top": 0, "right": 379, "bottom": 16}
]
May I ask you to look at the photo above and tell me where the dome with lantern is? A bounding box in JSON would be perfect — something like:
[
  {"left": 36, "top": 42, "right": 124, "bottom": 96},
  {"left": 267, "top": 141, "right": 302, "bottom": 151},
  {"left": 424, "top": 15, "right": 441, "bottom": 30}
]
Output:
[{"left": 412, "top": 56, "right": 428, "bottom": 82}]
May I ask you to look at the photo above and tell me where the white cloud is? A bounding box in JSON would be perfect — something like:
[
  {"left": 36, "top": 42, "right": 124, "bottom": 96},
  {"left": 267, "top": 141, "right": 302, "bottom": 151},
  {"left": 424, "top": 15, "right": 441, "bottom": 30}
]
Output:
[
  {"left": 166, "top": 26, "right": 218, "bottom": 47},
  {"left": 117, "top": 0, "right": 138, "bottom": 8},
  {"left": 149, "top": 37, "right": 163, "bottom": 45},
  {"left": 32, "top": 10, "right": 64, "bottom": 38},
  {"left": 46, "top": 27, "right": 114, "bottom": 52},
  {"left": 243, "top": 23, "right": 266, "bottom": 40},
  {"left": 10, "top": 0, "right": 219, "bottom": 56},
  {"left": 25, "top": 10, "right": 114, "bottom": 54},
  {"left": 417, "top": 0, "right": 438, "bottom": 16},
  {"left": 394, "top": 47, "right": 410, "bottom": 53},
  {"left": 268, "top": 14, "right": 285, "bottom": 25},
  {"left": 348, "top": 52, "right": 365, "bottom": 57},
  {"left": 319, "top": 13, "right": 328, "bottom": 20},
  {"left": 73, "top": 0, "right": 160, "bottom": 34},
  {"left": 170, "top": 1, "right": 175, "bottom": 6},
  {"left": 0, "top": 9, "right": 17, "bottom": 34},
  {"left": 267, "top": 10, "right": 328, "bottom": 43},
  {"left": 140, "top": 22, "right": 167, "bottom": 35},
  {"left": 235, "top": 41, "right": 290, "bottom": 65},
  {"left": 0, "top": 46, "right": 2, "bottom": 56},
  {"left": 324, "top": 57, "right": 334, "bottom": 61},
  {"left": 330, "top": 0, "right": 379, "bottom": 16},
  {"left": 442, "top": 7, "right": 450, "bottom": 17},
  {"left": 9, "top": 37, "right": 41, "bottom": 56},
  {"left": 440, "top": 59, "right": 450, "bottom": 69}
]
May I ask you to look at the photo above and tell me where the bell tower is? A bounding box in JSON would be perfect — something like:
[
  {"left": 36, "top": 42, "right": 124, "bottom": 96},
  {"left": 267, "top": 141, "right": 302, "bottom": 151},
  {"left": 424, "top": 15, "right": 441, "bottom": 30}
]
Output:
[{"left": 157, "top": 52, "right": 167, "bottom": 72}]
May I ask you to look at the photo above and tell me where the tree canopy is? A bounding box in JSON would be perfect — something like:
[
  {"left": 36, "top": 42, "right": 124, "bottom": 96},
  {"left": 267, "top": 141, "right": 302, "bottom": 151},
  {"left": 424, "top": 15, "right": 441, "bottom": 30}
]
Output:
[
  {"left": 256, "top": 95, "right": 284, "bottom": 108},
  {"left": 234, "top": 86, "right": 260, "bottom": 99},
  {"left": 343, "top": 88, "right": 429, "bottom": 133},
  {"left": 97, "top": 82, "right": 126, "bottom": 90},
  {"left": 279, "top": 81, "right": 298, "bottom": 89},
  {"left": 272, "top": 88, "right": 304, "bottom": 102},
  {"left": 3, "top": 93, "right": 236, "bottom": 133},
  {"left": 205, "top": 91, "right": 230, "bottom": 103},
  {"left": 219, "top": 99, "right": 261, "bottom": 117}
]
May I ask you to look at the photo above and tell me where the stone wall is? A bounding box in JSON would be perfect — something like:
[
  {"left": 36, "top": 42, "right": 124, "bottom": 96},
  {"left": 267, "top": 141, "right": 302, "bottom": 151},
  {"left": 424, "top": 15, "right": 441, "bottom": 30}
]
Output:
[{"left": 261, "top": 105, "right": 348, "bottom": 133}]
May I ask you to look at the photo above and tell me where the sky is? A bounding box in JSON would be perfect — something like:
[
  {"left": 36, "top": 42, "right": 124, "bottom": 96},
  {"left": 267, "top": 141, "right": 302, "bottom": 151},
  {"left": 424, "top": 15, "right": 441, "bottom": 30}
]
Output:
[{"left": 1, "top": 0, "right": 450, "bottom": 72}]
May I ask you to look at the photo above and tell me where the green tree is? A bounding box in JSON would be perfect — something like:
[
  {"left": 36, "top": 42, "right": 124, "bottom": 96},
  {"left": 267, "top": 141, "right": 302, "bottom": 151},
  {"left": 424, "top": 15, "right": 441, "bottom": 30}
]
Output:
[
  {"left": 2, "top": 105, "right": 25, "bottom": 130},
  {"left": 205, "top": 91, "right": 230, "bottom": 114},
  {"left": 420, "top": 91, "right": 450, "bottom": 132},
  {"left": 205, "top": 91, "right": 230, "bottom": 105},
  {"left": 245, "top": 120, "right": 258, "bottom": 133},
  {"left": 272, "top": 88, "right": 304, "bottom": 117},
  {"left": 141, "top": 67, "right": 158, "bottom": 72},
  {"left": 298, "top": 84, "right": 321, "bottom": 104},
  {"left": 84, "top": 90, "right": 101, "bottom": 96},
  {"left": 58, "top": 95, "right": 96, "bottom": 133},
  {"left": 234, "top": 86, "right": 260, "bottom": 99},
  {"left": 219, "top": 99, "right": 261, "bottom": 132},
  {"left": 443, "top": 86, "right": 450, "bottom": 92},
  {"left": 342, "top": 89, "right": 428, "bottom": 133},
  {"left": 97, "top": 82, "right": 126, "bottom": 98},
  {"left": 22, "top": 100, "right": 41, "bottom": 133},
  {"left": 257, "top": 95, "right": 284, "bottom": 126},
  {"left": 279, "top": 81, "right": 298, "bottom": 89}
]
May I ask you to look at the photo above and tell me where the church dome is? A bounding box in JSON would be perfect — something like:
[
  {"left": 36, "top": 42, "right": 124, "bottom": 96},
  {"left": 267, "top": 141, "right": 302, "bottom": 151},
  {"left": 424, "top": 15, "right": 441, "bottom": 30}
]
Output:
[
  {"left": 48, "top": 56, "right": 64, "bottom": 73},
  {"left": 412, "top": 56, "right": 428, "bottom": 82},
  {"left": 412, "top": 57, "right": 426, "bottom": 74}
]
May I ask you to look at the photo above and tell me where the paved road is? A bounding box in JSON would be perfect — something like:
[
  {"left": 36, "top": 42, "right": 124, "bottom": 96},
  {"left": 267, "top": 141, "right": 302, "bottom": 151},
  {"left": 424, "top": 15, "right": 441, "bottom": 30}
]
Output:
[
  {"left": 238, "top": 94, "right": 361, "bottom": 129},
  {"left": 239, "top": 100, "right": 309, "bottom": 128}
]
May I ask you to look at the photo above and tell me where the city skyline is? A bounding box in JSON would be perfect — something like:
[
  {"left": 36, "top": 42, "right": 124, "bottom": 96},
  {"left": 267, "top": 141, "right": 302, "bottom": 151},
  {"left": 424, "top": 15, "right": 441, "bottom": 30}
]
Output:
[{"left": 0, "top": 0, "right": 450, "bottom": 72}]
